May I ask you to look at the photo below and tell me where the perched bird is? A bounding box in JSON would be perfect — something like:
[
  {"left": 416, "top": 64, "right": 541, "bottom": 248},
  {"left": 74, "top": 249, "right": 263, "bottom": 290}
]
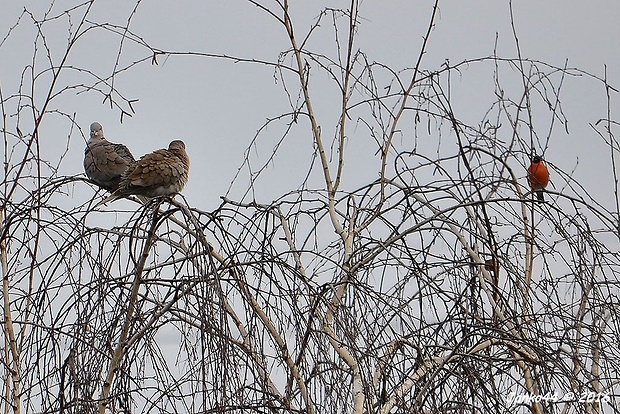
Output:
[
  {"left": 527, "top": 155, "right": 549, "bottom": 202},
  {"left": 84, "top": 122, "right": 135, "bottom": 192},
  {"left": 484, "top": 258, "right": 499, "bottom": 276},
  {"left": 97, "top": 140, "right": 190, "bottom": 206}
]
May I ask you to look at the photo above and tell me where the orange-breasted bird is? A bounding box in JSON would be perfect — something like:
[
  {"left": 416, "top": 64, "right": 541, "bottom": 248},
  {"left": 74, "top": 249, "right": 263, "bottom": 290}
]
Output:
[{"left": 527, "top": 155, "right": 549, "bottom": 202}]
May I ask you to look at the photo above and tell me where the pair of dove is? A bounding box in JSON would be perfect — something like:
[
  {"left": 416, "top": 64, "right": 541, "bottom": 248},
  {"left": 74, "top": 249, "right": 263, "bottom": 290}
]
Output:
[{"left": 84, "top": 122, "right": 189, "bottom": 205}]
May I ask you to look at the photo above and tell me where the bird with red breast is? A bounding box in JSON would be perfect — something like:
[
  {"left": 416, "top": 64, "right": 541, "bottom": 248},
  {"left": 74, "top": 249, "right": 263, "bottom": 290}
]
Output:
[{"left": 527, "top": 155, "right": 549, "bottom": 202}]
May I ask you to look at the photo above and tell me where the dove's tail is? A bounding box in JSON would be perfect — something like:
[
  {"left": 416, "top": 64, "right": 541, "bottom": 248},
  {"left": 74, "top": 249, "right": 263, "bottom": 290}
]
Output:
[{"left": 93, "top": 193, "right": 148, "bottom": 209}]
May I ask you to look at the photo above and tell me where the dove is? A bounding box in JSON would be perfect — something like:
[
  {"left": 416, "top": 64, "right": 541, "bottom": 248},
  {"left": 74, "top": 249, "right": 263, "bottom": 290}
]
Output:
[
  {"left": 96, "top": 140, "right": 190, "bottom": 206},
  {"left": 84, "top": 122, "right": 135, "bottom": 192}
]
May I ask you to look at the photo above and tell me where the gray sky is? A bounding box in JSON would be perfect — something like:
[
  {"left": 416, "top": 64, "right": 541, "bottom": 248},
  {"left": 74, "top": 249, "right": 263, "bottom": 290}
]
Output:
[{"left": 1, "top": 1, "right": 618, "bottom": 210}]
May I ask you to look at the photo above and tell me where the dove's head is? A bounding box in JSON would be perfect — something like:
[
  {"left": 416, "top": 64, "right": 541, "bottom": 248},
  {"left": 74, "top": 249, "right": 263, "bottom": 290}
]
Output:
[
  {"left": 168, "top": 140, "right": 186, "bottom": 151},
  {"left": 169, "top": 140, "right": 189, "bottom": 170},
  {"left": 90, "top": 122, "right": 104, "bottom": 140}
]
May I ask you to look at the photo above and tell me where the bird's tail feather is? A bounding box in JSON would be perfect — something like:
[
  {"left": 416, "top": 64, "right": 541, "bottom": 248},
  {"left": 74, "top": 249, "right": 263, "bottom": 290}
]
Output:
[{"left": 93, "top": 193, "right": 148, "bottom": 209}]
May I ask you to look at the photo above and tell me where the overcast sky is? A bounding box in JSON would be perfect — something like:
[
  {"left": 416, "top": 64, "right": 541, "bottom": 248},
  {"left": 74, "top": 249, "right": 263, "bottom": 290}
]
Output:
[{"left": 1, "top": 1, "right": 618, "bottom": 211}]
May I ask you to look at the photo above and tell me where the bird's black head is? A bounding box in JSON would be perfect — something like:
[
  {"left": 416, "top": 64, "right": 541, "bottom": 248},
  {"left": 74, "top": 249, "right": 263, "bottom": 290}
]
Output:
[{"left": 532, "top": 155, "right": 543, "bottom": 163}]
